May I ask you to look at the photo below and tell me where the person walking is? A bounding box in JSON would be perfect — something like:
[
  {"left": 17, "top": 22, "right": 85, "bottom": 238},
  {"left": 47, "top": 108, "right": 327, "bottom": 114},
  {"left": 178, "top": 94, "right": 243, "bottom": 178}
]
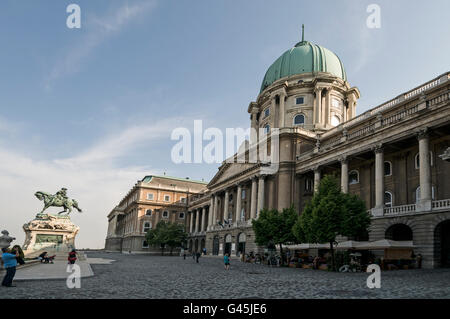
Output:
[
  {"left": 182, "top": 249, "right": 186, "bottom": 260},
  {"left": 11, "top": 245, "right": 25, "bottom": 266},
  {"left": 1, "top": 248, "right": 19, "bottom": 287},
  {"left": 224, "top": 253, "right": 230, "bottom": 270},
  {"left": 68, "top": 249, "right": 77, "bottom": 265},
  {"left": 195, "top": 252, "right": 201, "bottom": 263}
]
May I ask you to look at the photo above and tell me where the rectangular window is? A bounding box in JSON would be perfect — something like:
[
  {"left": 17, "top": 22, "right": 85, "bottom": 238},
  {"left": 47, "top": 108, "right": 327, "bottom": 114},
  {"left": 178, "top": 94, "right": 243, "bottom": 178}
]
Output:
[
  {"left": 264, "top": 108, "right": 270, "bottom": 118},
  {"left": 180, "top": 197, "right": 186, "bottom": 203},
  {"left": 162, "top": 211, "right": 169, "bottom": 218},
  {"left": 164, "top": 195, "right": 170, "bottom": 202},
  {"left": 241, "top": 189, "right": 246, "bottom": 199},
  {"left": 147, "top": 193, "right": 154, "bottom": 200},
  {"left": 179, "top": 212, "right": 185, "bottom": 219},
  {"left": 296, "top": 97, "right": 304, "bottom": 105},
  {"left": 142, "top": 240, "right": 149, "bottom": 248}
]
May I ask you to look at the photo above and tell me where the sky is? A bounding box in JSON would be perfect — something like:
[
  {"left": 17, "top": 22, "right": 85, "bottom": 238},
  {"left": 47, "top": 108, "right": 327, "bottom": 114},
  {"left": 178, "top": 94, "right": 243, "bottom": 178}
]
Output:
[{"left": 0, "top": 0, "right": 449, "bottom": 249}]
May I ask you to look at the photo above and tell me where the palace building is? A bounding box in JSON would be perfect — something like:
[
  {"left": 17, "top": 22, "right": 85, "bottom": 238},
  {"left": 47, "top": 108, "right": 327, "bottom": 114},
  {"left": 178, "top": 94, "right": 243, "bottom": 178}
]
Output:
[
  {"left": 105, "top": 175, "right": 207, "bottom": 253},
  {"left": 105, "top": 36, "right": 450, "bottom": 268}
]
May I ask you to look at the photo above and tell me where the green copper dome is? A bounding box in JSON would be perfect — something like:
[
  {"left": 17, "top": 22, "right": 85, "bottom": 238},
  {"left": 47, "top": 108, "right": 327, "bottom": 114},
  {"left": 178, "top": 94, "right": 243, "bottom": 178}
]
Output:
[{"left": 260, "top": 40, "right": 347, "bottom": 93}]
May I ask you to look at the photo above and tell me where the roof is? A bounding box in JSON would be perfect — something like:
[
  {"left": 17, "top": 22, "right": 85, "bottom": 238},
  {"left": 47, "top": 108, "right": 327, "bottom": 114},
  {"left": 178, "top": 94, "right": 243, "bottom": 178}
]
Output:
[
  {"left": 260, "top": 40, "right": 347, "bottom": 94},
  {"left": 141, "top": 175, "right": 208, "bottom": 185}
]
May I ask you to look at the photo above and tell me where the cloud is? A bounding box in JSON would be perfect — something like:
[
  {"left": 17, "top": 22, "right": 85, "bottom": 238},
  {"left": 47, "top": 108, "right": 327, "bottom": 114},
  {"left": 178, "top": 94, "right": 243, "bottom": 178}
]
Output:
[
  {"left": 45, "top": 1, "right": 157, "bottom": 88},
  {"left": 0, "top": 115, "right": 188, "bottom": 249}
]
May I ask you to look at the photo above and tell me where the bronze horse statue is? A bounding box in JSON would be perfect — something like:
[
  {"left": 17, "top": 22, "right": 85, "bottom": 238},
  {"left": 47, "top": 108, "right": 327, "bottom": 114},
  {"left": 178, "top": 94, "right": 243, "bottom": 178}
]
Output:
[{"left": 35, "top": 191, "right": 82, "bottom": 215}]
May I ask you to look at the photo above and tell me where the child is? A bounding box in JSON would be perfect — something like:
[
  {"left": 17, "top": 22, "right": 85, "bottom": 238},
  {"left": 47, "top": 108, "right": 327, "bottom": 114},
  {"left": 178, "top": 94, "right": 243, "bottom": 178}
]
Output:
[
  {"left": 68, "top": 249, "right": 77, "bottom": 265},
  {"left": 224, "top": 253, "right": 230, "bottom": 270}
]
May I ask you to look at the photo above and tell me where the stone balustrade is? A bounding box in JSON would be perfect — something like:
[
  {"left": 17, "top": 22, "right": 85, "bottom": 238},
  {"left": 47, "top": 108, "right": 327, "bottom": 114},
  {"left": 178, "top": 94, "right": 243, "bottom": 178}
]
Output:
[{"left": 370, "top": 199, "right": 450, "bottom": 217}]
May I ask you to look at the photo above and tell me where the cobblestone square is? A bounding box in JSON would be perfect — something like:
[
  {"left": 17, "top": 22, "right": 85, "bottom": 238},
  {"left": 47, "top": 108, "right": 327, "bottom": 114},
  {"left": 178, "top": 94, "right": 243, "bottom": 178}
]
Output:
[{"left": 1, "top": 252, "right": 449, "bottom": 299}]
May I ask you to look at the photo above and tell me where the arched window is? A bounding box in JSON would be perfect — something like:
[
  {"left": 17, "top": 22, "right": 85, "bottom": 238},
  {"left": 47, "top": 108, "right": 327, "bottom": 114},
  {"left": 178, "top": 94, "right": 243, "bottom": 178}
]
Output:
[
  {"left": 384, "top": 161, "right": 392, "bottom": 176},
  {"left": 293, "top": 114, "right": 305, "bottom": 126},
  {"left": 331, "top": 115, "right": 341, "bottom": 127},
  {"left": 305, "top": 178, "right": 313, "bottom": 192},
  {"left": 349, "top": 170, "right": 359, "bottom": 184},
  {"left": 384, "top": 192, "right": 393, "bottom": 208},
  {"left": 385, "top": 224, "right": 413, "bottom": 241},
  {"left": 415, "top": 151, "right": 433, "bottom": 169},
  {"left": 263, "top": 108, "right": 270, "bottom": 118},
  {"left": 415, "top": 186, "right": 436, "bottom": 203},
  {"left": 263, "top": 124, "right": 270, "bottom": 134},
  {"left": 145, "top": 209, "right": 152, "bottom": 216}
]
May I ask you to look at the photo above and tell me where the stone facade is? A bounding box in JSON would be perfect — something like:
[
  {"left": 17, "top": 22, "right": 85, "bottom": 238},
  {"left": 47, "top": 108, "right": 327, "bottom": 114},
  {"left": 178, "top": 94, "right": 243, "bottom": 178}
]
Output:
[
  {"left": 105, "top": 175, "right": 207, "bottom": 254},
  {"left": 185, "top": 66, "right": 450, "bottom": 268}
]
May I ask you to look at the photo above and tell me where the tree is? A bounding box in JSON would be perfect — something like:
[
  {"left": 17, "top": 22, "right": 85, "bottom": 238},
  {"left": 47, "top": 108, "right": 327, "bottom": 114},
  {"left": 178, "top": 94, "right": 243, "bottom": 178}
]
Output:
[
  {"left": 252, "top": 206, "right": 298, "bottom": 265},
  {"left": 145, "top": 221, "right": 187, "bottom": 256},
  {"left": 292, "top": 175, "right": 370, "bottom": 271}
]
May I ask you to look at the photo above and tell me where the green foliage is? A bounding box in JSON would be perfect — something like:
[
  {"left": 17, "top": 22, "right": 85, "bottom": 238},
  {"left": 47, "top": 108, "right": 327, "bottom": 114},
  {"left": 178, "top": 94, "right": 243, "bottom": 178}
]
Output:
[
  {"left": 252, "top": 206, "right": 298, "bottom": 248},
  {"left": 292, "top": 175, "right": 370, "bottom": 271},
  {"left": 145, "top": 221, "right": 187, "bottom": 255}
]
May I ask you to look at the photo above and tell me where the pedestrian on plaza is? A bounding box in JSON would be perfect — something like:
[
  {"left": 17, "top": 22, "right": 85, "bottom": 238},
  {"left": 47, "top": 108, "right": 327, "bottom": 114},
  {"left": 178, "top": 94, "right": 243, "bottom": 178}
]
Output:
[
  {"left": 1, "top": 247, "right": 19, "bottom": 287},
  {"left": 202, "top": 247, "right": 207, "bottom": 255},
  {"left": 224, "top": 253, "right": 230, "bottom": 270},
  {"left": 68, "top": 249, "right": 77, "bottom": 265},
  {"left": 196, "top": 252, "right": 201, "bottom": 263},
  {"left": 182, "top": 249, "right": 186, "bottom": 260},
  {"left": 11, "top": 245, "right": 25, "bottom": 266}
]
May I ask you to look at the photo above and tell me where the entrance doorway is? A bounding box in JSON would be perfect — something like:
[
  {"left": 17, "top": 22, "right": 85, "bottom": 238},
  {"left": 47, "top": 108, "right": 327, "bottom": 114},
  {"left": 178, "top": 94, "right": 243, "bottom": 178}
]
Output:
[
  {"left": 224, "top": 234, "right": 232, "bottom": 255},
  {"left": 237, "top": 233, "right": 246, "bottom": 257},
  {"left": 434, "top": 220, "right": 450, "bottom": 267},
  {"left": 212, "top": 236, "right": 219, "bottom": 255}
]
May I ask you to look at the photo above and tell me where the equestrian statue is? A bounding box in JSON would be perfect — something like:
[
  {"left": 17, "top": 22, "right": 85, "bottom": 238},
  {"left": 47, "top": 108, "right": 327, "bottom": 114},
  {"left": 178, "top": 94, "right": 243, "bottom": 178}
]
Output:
[{"left": 34, "top": 188, "right": 82, "bottom": 216}]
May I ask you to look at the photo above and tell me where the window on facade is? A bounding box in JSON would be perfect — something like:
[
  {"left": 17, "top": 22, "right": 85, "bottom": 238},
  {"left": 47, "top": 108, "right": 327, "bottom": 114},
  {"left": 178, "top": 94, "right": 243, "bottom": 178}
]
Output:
[
  {"left": 296, "top": 97, "right": 304, "bottom": 105},
  {"left": 240, "top": 208, "right": 245, "bottom": 221},
  {"left": 142, "top": 240, "right": 149, "bottom": 248},
  {"left": 293, "top": 114, "right": 305, "bottom": 126},
  {"left": 415, "top": 186, "right": 436, "bottom": 203},
  {"left": 384, "top": 161, "right": 392, "bottom": 176},
  {"left": 349, "top": 170, "right": 359, "bottom": 184},
  {"left": 264, "top": 108, "right": 270, "bottom": 118},
  {"left": 263, "top": 125, "right": 270, "bottom": 134},
  {"left": 143, "top": 222, "right": 151, "bottom": 233},
  {"left": 180, "top": 197, "right": 186, "bottom": 203},
  {"left": 415, "top": 151, "right": 433, "bottom": 169},
  {"left": 241, "top": 189, "right": 246, "bottom": 199},
  {"left": 305, "top": 178, "right": 313, "bottom": 192},
  {"left": 164, "top": 195, "right": 170, "bottom": 202},
  {"left": 384, "top": 192, "right": 393, "bottom": 208},
  {"left": 145, "top": 209, "right": 152, "bottom": 216},
  {"left": 162, "top": 211, "right": 169, "bottom": 218},
  {"left": 147, "top": 193, "right": 154, "bottom": 200},
  {"left": 179, "top": 212, "right": 185, "bottom": 219},
  {"left": 331, "top": 115, "right": 341, "bottom": 127}
]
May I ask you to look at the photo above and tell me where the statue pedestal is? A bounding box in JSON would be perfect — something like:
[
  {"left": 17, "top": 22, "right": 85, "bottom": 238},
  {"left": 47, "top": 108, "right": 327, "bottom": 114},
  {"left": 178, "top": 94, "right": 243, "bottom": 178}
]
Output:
[{"left": 22, "top": 213, "right": 79, "bottom": 257}]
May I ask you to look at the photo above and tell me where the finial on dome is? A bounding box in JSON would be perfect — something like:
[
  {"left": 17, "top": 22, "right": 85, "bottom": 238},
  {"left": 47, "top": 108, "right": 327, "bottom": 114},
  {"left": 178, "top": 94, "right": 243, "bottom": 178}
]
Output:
[{"left": 301, "top": 24, "right": 305, "bottom": 42}]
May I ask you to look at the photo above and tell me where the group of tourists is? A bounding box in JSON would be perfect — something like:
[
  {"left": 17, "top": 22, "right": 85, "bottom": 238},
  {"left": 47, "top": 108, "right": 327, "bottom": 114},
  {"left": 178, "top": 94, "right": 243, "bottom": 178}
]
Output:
[{"left": 1, "top": 247, "right": 78, "bottom": 288}]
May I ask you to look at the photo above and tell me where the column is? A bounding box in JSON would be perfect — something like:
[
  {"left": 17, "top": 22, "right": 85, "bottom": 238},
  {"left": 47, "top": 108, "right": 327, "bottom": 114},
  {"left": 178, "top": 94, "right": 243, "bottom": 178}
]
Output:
[
  {"left": 418, "top": 130, "right": 432, "bottom": 209},
  {"left": 314, "top": 88, "right": 322, "bottom": 125},
  {"left": 208, "top": 196, "right": 214, "bottom": 230},
  {"left": 324, "top": 88, "right": 331, "bottom": 126},
  {"left": 375, "top": 146, "right": 384, "bottom": 209},
  {"left": 201, "top": 207, "right": 206, "bottom": 232},
  {"left": 189, "top": 211, "right": 193, "bottom": 234},
  {"left": 213, "top": 194, "right": 219, "bottom": 227},
  {"left": 194, "top": 210, "right": 199, "bottom": 233},
  {"left": 223, "top": 190, "right": 229, "bottom": 223},
  {"left": 314, "top": 167, "right": 321, "bottom": 193},
  {"left": 235, "top": 184, "right": 242, "bottom": 223},
  {"left": 257, "top": 175, "right": 265, "bottom": 218},
  {"left": 278, "top": 93, "right": 285, "bottom": 128},
  {"left": 250, "top": 177, "right": 257, "bottom": 220},
  {"left": 341, "top": 157, "right": 349, "bottom": 193}
]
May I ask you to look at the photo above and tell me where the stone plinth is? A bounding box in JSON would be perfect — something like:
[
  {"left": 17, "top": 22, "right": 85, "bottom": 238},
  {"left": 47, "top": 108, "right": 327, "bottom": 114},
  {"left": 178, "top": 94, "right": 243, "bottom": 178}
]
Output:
[{"left": 22, "top": 213, "right": 79, "bottom": 257}]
